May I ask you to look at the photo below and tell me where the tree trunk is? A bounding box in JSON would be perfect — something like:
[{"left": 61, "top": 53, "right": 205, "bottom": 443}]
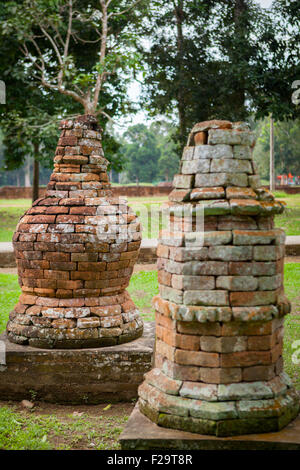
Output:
[
  {"left": 174, "top": 1, "right": 186, "bottom": 149},
  {"left": 232, "top": 0, "right": 247, "bottom": 119},
  {"left": 24, "top": 155, "right": 31, "bottom": 187},
  {"left": 32, "top": 144, "right": 39, "bottom": 202},
  {"left": 270, "top": 114, "right": 275, "bottom": 191}
]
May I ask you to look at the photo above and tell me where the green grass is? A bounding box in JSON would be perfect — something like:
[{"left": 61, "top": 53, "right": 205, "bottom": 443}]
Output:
[
  {"left": 128, "top": 270, "right": 158, "bottom": 321},
  {"left": 0, "top": 207, "right": 27, "bottom": 242},
  {"left": 0, "top": 199, "right": 31, "bottom": 207},
  {"left": 274, "top": 192, "right": 300, "bottom": 236},
  {"left": 0, "top": 273, "right": 21, "bottom": 333},
  {"left": 0, "top": 405, "right": 129, "bottom": 450}
]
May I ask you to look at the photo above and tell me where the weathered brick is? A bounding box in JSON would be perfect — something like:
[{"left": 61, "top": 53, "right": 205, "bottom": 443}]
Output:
[
  {"left": 230, "top": 290, "right": 277, "bottom": 307},
  {"left": 175, "top": 349, "right": 219, "bottom": 367},
  {"left": 183, "top": 290, "right": 229, "bottom": 306}
]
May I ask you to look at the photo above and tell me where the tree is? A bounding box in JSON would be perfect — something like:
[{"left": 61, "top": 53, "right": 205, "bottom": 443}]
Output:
[
  {"left": 140, "top": 0, "right": 214, "bottom": 148},
  {"left": 1, "top": 0, "right": 145, "bottom": 118},
  {"left": 253, "top": 118, "right": 300, "bottom": 180},
  {"left": 140, "top": 0, "right": 300, "bottom": 149},
  {"left": 121, "top": 124, "right": 161, "bottom": 183},
  {"left": 154, "top": 121, "right": 179, "bottom": 181},
  {"left": 0, "top": 0, "right": 145, "bottom": 198}
]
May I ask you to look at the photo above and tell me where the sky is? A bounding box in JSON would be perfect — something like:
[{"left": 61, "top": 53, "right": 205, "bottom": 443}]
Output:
[{"left": 118, "top": 0, "right": 274, "bottom": 130}]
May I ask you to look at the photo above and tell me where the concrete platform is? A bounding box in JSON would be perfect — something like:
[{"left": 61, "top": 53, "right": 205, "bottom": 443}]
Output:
[
  {"left": 0, "top": 322, "right": 155, "bottom": 404},
  {"left": 120, "top": 403, "right": 300, "bottom": 450}
]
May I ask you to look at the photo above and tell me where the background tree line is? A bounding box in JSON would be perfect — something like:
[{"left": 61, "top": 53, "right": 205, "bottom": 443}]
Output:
[{"left": 0, "top": 0, "right": 299, "bottom": 194}]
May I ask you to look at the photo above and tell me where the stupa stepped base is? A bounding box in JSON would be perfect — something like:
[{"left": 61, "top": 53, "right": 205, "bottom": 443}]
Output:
[
  {"left": 138, "top": 369, "right": 299, "bottom": 437},
  {"left": 120, "top": 402, "right": 300, "bottom": 450}
]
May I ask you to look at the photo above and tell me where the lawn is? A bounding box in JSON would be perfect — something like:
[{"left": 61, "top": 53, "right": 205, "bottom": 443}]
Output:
[
  {"left": 0, "top": 192, "right": 299, "bottom": 241},
  {"left": 0, "top": 402, "right": 133, "bottom": 450}
]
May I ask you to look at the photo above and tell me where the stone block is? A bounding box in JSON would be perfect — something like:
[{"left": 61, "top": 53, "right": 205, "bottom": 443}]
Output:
[
  {"left": 173, "top": 174, "right": 194, "bottom": 189},
  {"left": 195, "top": 173, "right": 248, "bottom": 188},
  {"left": 181, "top": 160, "right": 210, "bottom": 174},
  {"left": 193, "top": 144, "right": 233, "bottom": 159},
  {"left": 190, "top": 187, "right": 225, "bottom": 200},
  {"left": 216, "top": 275, "right": 258, "bottom": 291},
  {"left": 183, "top": 290, "right": 229, "bottom": 306},
  {"left": 210, "top": 159, "right": 252, "bottom": 174},
  {"left": 233, "top": 145, "right": 252, "bottom": 159},
  {"left": 179, "top": 382, "right": 218, "bottom": 401},
  {"left": 208, "top": 245, "right": 252, "bottom": 261}
]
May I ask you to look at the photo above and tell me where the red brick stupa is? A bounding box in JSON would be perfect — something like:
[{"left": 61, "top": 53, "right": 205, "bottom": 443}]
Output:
[
  {"left": 138, "top": 120, "right": 299, "bottom": 436},
  {"left": 7, "top": 115, "right": 143, "bottom": 348}
]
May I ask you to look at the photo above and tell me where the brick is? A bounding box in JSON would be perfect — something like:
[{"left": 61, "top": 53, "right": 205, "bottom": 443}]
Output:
[
  {"left": 183, "top": 290, "right": 229, "bottom": 306},
  {"left": 195, "top": 173, "right": 248, "bottom": 188},
  {"left": 179, "top": 382, "right": 218, "bottom": 401},
  {"left": 172, "top": 274, "right": 214, "bottom": 291},
  {"left": 258, "top": 275, "right": 282, "bottom": 291},
  {"left": 175, "top": 333, "right": 200, "bottom": 351},
  {"left": 177, "top": 321, "right": 222, "bottom": 336},
  {"left": 182, "top": 261, "right": 228, "bottom": 276},
  {"left": 181, "top": 159, "right": 210, "bottom": 174},
  {"left": 216, "top": 275, "right": 258, "bottom": 291},
  {"left": 194, "top": 131, "right": 207, "bottom": 145},
  {"left": 208, "top": 129, "right": 255, "bottom": 146},
  {"left": 168, "top": 247, "right": 208, "bottom": 262},
  {"left": 243, "top": 365, "right": 276, "bottom": 381},
  {"left": 208, "top": 245, "right": 252, "bottom": 261},
  {"left": 193, "top": 144, "right": 233, "bottom": 159},
  {"left": 210, "top": 158, "right": 252, "bottom": 174},
  {"left": 190, "top": 187, "right": 225, "bottom": 200},
  {"left": 222, "top": 321, "right": 273, "bottom": 337},
  {"left": 156, "top": 339, "right": 175, "bottom": 361},
  {"left": 218, "top": 215, "right": 257, "bottom": 230},
  {"left": 52, "top": 318, "right": 76, "bottom": 329},
  {"left": 221, "top": 351, "right": 271, "bottom": 367},
  {"left": 175, "top": 349, "right": 219, "bottom": 367},
  {"left": 254, "top": 246, "right": 284, "bottom": 261},
  {"left": 200, "top": 367, "right": 242, "bottom": 384},
  {"left": 248, "top": 335, "right": 276, "bottom": 351},
  {"left": 158, "top": 270, "right": 172, "bottom": 286},
  {"left": 229, "top": 261, "right": 277, "bottom": 276},
  {"left": 173, "top": 174, "right": 194, "bottom": 188},
  {"left": 77, "top": 317, "right": 101, "bottom": 328},
  {"left": 230, "top": 290, "right": 277, "bottom": 307},
  {"left": 200, "top": 336, "right": 247, "bottom": 353},
  {"left": 233, "top": 230, "right": 278, "bottom": 245}
]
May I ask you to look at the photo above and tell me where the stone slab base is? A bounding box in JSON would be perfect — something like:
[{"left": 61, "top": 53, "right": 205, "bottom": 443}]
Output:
[
  {"left": 0, "top": 322, "right": 154, "bottom": 404},
  {"left": 120, "top": 403, "right": 300, "bottom": 450}
]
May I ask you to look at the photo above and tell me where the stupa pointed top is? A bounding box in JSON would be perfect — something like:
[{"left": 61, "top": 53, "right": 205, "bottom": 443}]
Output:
[{"left": 48, "top": 115, "right": 110, "bottom": 198}]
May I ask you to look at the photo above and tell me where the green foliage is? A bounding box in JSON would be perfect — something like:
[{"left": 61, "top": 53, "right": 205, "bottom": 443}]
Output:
[
  {"left": 0, "top": 0, "right": 148, "bottom": 175},
  {"left": 140, "top": 0, "right": 300, "bottom": 148},
  {"left": 121, "top": 121, "right": 179, "bottom": 183},
  {"left": 253, "top": 118, "right": 300, "bottom": 179}
]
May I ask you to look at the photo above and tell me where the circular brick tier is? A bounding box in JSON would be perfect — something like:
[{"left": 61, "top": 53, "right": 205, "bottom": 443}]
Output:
[
  {"left": 138, "top": 120, "right": 299, "bottom": 436},
  {"left": 6, "top": 115, "right": 143, "bottom": 348}
]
